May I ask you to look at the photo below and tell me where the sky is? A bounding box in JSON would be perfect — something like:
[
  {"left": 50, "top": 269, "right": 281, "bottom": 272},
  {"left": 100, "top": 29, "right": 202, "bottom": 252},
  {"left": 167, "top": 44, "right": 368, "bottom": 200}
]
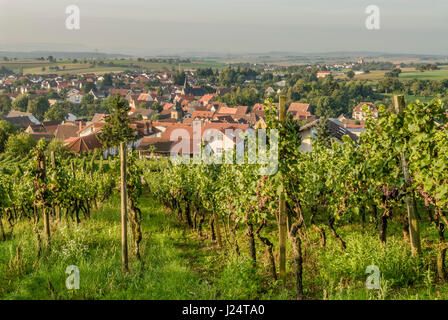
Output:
[{"left": 0, "top": 0, "right": 447, "bottom": 56}]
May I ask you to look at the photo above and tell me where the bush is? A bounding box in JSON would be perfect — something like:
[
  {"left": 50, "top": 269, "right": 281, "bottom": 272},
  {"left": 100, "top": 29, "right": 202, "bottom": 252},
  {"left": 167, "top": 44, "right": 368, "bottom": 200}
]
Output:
[
  {"left": 46, "top": 138, "right": 72, "bottom": 158},
  {"left": 5, "top": 133, "right": 36, "bottom": 157}
]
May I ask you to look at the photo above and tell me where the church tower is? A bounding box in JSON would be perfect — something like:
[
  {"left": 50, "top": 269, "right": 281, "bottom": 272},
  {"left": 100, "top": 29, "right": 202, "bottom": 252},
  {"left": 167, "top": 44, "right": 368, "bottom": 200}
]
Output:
[{"left": 171, "top": 100, "right": 183, "bottom": 122}]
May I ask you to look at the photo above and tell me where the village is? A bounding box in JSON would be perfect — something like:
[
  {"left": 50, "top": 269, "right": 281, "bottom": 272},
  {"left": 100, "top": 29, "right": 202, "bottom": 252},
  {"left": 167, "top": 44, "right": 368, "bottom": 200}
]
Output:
[{"left": 0, "top": 66, "right": 378, "bottom": 158}]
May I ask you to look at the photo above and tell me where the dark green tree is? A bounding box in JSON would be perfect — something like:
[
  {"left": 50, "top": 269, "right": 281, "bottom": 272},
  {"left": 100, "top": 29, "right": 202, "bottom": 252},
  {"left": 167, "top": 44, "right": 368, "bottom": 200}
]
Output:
[
  {"left": 44, "top": 102, "right": 68, "bottom": 121},
  {"left": 99, "top": 95, "right": 135, "bottom": 149},
  {"left": 315, "top": 117, "right": 332, "bottom": 148},
  {"left": 5, "top": 132, "right": 36, "bottom": 156},
  {"left": 27, "top": 96, "right": 50, "bottom": 121},
  {"left": 173, "top": 70, "right": 186, "bottom": 85},
  {"left": 0, "top": 120, "right": 17, "bottom": 152},
  {"left": 0, "top": 94, "right": 12, "bottom": 114},
  {"left": 346, "top": 70, "right": 355, "bottom": 79}
]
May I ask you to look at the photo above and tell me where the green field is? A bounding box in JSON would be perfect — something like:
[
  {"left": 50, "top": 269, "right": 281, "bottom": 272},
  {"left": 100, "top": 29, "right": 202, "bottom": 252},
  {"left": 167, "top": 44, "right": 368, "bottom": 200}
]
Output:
[
  {"left": 335, "top": 66, "right": 448, "bottom": 81},
  {"left": 0, "top": 59, "right": 226, "bottom": 75},
  {"left": 399, "top": 67, "right": 448, "bottom": 80}
]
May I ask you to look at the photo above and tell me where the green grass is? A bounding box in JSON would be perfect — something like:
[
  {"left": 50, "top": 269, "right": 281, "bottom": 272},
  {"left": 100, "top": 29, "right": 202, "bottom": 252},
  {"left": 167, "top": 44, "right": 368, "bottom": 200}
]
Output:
[
  {"left": 1, "top": 193, "right": 447, "bottom": 300},
  {"left": 0, "top": 196, "right": 216, "bottom": 299},
  {"left": 0, "top": 194, "right": 281, "bottom": 300}
]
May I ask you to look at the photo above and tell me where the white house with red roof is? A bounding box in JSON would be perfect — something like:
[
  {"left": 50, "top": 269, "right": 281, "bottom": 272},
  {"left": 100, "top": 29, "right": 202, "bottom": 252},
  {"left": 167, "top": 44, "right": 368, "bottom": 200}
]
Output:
[{"left": 352, "top": 102, "right": 378, "bottom": 120}]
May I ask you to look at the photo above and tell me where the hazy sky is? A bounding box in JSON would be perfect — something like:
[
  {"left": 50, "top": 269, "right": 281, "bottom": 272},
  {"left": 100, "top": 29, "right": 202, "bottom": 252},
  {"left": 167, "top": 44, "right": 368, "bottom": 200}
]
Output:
[{"left": 0, "top": 0, "right": 447, "bottom": 56}]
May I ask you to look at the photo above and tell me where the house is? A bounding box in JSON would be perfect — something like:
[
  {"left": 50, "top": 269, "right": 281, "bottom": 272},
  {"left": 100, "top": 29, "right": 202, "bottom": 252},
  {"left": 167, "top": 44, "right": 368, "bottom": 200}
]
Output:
[
  {"left": 163, "top": 103, "right": 174, "bottom": 110},
  {"left": 352, "top": 102, "right": 378, "bottom": 121},
  {"left": 317, "top": 71, "right": 332, "bottom": 78},
  {"left": 337, "top": 119, "right": 366, "bottom": 137},
  {"left": 214, "top": 105, "right": 248, "bottom": 121},
  {"left": 252, "top": 104, "right": 265, "bottom": 112},
  {"left": 265, "top": 87, "right": 275, "bottom": 95},
  {"left": 191, "top": 110, "right": 215, "bottom": 121},
  {"left": 65, "top": 133, "right": 103, "bottom": 153},
  {"left": 131, "top": 120, "right": 159, "bottom": 137},
  {"left": 136, "top": 93, "right": 154, "bottom": 103},
  {"left": 199, "top": 94, "right": 215, "bottom": 106},
  {"left": 299, "top": 118, "right": 359, "bottom": 152},
  {"left": 25, "top": 124, "right": 46, "bottom": 134},
  {"left": 42, "top": 120, "right": 62, "bottom": 134},
  {"left": 275, "top": 80, "right": 286, "bottom": 87},
  {"left": 78, "top": 122, "right": 105, "bottom": 137},
  {"left": 201, "top": 124, "right": 249, "bottom": 156},
  {"left": 287, "top": 102, "right": 315, "bottom": 121},
  {"left": 5, "top": 110, "right": 40, "bottom": 126},
  {"left": 66, "top": 113, "right": 78, "bottom": 122},
  {"left": 91, "top": 113, "right": 108, "bottom": 123},
  {"left": 67, "top": 91, "right": 85, "bottom": 104},
  {"left": 109, "top": 88, "right": 130, "bottom": 97},
  {"left": 55, "top": 122, "right": 80, "bottom": 140},
  {"left": 146, "top": 122, "right": 250, "bottom": 158},
  {"left": 182, "top": 78, "right": 208, "bottom": 97},
  {"left": 137, "top": 137, "right": 176, "bottom": 158},
  {"left": 130, "top": 108, "right": 154, "bottom": 120},
  {"left": 128, "top": 93, "right": 154, "bottom": 109}
]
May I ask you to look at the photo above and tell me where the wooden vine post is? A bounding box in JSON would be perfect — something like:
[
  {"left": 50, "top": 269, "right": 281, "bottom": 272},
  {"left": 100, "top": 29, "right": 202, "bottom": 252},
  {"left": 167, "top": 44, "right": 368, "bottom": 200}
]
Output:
[
  {"left": 393, "top": 95, "right": 422, "bottom": 257},
  {"left": 120, "top": 142, "right": 129, "bottom": 271},
  {"left": 214, "top": 212, "right": 222, "bottom": 248},
  {"left": 50, "top": 151, "right": 61, "bottom": 223},
  {"left": 278, "top": 95, "right": 287, "bottom": 284},
  {"left": 38, "top": 153, "right": 50, "bottom": 246}
]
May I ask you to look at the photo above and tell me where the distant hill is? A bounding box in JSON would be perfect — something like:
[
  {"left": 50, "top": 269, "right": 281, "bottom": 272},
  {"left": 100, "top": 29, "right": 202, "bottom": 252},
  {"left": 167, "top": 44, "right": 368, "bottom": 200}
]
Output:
[{"left": 0, "top": 51, "right": 131, "bottom": 60}]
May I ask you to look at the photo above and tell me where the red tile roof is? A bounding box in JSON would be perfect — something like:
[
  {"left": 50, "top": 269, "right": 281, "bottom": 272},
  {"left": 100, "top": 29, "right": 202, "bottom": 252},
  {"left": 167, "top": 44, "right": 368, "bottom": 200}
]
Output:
[
  {"left": 65, "top": 133, "right": 102, "bottom": 153},
  {"left": 353, "top": 102, "right": 377, "bottom": 113},
  {"left": 288, "top": 103, "right": 311, "bottom": 115}
]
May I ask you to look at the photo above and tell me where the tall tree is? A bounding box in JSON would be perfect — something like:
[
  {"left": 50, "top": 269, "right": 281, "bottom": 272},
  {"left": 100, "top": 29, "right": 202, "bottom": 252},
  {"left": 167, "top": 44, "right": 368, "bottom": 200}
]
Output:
[
  {"left": 27, "top": 96, "right": 50, "bottom": 121},
  {"left": 346, "top": 70, "right": 355, "bottom": 79},
  {"left": 12, "top": 94, "right": 29, "bottom": 112},
  {"left": 0, "top": 120, "right": 17, "bottom": 152},
  {"left": 173, "top": 70, "right": 186, "bottom": 85},
  {"left": 44, "top": 102, "right": 68, "bottom": 121},
  {"left": 0, "top": 95, "right": 11, "bottom": 114},
  {"left": 315, "top": 117, "right": 332, "bottom": 148},
  {"left": 99, "top": 95, "right": 135, "bottom": 148},
  {"left": 98, "top": 95, "right": 136, "bottom": 273}
]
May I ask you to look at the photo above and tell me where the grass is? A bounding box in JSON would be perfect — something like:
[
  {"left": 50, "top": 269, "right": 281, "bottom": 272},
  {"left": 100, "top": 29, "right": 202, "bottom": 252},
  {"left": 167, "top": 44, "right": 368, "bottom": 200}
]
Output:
[
  {"left": 334, "top": 66, "right": 448, "bottom": 81},
  {"left": 334, "top": 70, "right": 386, "bottom": 81},
  {"left": 0, "top": 59, "right": 226, "bottom": 75},
  {"left": 1, "top": 193, "right": 447, "bottom": 300},
  {"left": 0, "top": 195, "right": 215, "bottom": 299},
  {"left": 0, "top": 194, "right": 282, "bottom": 300},
  {"left": 399, "top": 66, "right": 448, "bottom": 80}
]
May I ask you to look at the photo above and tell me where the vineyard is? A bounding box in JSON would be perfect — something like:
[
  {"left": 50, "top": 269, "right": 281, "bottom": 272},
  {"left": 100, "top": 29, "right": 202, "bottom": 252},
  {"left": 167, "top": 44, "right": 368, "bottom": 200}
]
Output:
[{"left": 1, "top": 96, "right": 448, "bottom": 299}]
